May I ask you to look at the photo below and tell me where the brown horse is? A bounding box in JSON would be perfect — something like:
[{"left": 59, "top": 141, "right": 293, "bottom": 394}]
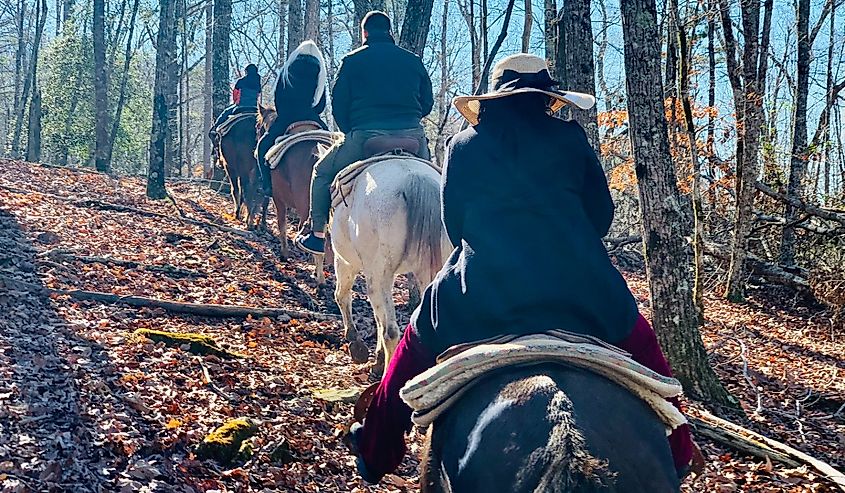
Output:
[
  {"left": 256, "top": 106, "right": 328, "bottom": 283},
  {"left": 216, "top": 114, "right": 265, "bottom": 229}
]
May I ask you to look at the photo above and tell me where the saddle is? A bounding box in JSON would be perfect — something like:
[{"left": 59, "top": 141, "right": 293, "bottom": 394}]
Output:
[
  {"left": 398, "top": 331, "right": 686, "bottom": 431},
  {"left": 216, "top": 112, "right": 257, "bottom": 139},
  {"left": 265, "top": 129, "right": 341, "bottom": 170},
  {"left": 329, "top": 148, "right": 441, "bottom": 209},
  {"left": 362, "top": 135, "right": 420, "bottom": 158}
]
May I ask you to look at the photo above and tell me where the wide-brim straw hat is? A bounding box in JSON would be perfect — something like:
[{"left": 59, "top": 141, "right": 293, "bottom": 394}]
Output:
[{"left": 453, "top": 53, "right": 596, "bottom": 126}]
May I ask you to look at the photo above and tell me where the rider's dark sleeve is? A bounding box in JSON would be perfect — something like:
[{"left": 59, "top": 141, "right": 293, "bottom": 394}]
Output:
[
  {"left": 574, "top": 123, "right": 613, "bottom": 237},
  {"left": 419, "top": 60, "right": 434, "bottom": 118},
  {"left": 441, "top": 141, "right": 465, "bottom": 248},
  {"left": 331, "top": 59, "right": 352, "bottom": 133}
]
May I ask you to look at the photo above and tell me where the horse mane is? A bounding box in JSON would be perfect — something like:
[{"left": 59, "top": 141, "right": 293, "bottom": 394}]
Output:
[{"left": 256, "top": 105, "right": 277, "bottom": 130}]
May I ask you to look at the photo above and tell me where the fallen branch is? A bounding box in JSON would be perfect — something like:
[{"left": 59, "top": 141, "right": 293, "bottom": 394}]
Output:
[
  {"left": 754, "top": 181, "right": 845, "bottom": 227},
  {"left": 690, "top": 410, "right": 845, "bottom": 491},
  {"left": 704, "top": 242, "right": 810, "bottom": 291},
  {"left": 0, "top": 183, "right": 251, "bottom": 238},
  {"left": 0, "top": 275, "right": 338, "bottom": 321},
  {"left": 754, "top": 211, "right": 843, "bottom": 236},
  {"left": 39, "top": 249, "right": 204, "bottom": 278}
]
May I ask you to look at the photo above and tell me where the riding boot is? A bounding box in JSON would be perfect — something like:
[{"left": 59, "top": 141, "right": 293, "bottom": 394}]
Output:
[{"left": 257, "top": 161, "right": 273, "bottom": 196}]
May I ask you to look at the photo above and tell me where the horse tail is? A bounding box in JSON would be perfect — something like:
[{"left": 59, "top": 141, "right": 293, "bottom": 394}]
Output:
[{"left": 402, "top": 169, "right": 444, "bottom": 282}]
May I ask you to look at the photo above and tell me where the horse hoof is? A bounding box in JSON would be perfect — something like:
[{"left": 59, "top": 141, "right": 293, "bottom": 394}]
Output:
[{"left": 349, "top": 340, "right": 369, "bottom": 364}]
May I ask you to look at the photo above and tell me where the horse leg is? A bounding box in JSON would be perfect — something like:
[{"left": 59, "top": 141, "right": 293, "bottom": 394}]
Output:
[
  {"left": 271, "top": 192, "right": 289, "bottom": 258},
  {"left": 365, "top": 267, "right": 400, "bottom": 377},
  {"left": 232, "top": 174, "right": 243, "bottom": 221},
  {"left": 335, "top": 256, "right": 368, "bottom": 363},
  {"left": 313, "top": 253, "right": 325, "bottom": 286}
]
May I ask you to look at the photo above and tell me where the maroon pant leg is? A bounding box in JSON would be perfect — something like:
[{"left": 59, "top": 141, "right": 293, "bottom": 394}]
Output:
[
  {"left": 357, "top": 325, "right": 436, "bottom": 478},
  {"left": 615, "top": 313, "right": 695, "bottom": 473}
]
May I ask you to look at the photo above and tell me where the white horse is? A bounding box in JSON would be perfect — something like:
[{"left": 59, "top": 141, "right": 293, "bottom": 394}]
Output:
[{"left": 330, "top": 157, "right": 452, "bottom": 374}]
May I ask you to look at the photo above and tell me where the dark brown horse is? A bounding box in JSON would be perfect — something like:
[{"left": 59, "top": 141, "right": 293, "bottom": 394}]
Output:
[
  {"left": 256, "top": 106, "right": 328, "bottom": 282},
  {"left": 216, "top": 113, "right": 265, "bottom": 229},
  {"left": 420, "top": 364, "right": 680, "bottom": 492}
]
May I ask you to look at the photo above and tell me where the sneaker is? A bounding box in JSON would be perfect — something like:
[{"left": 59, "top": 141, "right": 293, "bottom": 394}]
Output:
[{"left": 295, "top": 232, "right": 325, "bottom": 255}]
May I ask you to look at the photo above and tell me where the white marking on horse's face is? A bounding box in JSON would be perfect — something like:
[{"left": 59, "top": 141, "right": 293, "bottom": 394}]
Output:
[{"left": 458, "top": 398, "right": 516, "bottom": 474}]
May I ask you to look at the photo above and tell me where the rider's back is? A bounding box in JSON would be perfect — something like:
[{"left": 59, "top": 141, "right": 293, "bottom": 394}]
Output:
[{"left": 331, "top": 32, "right": 433, "bottom": 133}]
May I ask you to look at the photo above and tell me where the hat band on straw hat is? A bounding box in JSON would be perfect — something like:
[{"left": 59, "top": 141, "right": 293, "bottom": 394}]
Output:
[{"left": 494, "top": 68, "right": 559, "bottom": 92}]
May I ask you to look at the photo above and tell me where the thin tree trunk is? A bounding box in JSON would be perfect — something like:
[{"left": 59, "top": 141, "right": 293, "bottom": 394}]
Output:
[
  {"left": 620, "top": 0, "right": 732, "bottom": 405},
  {"left": 544, "top": 0, "right": 557, "bottom": 74},
  {"left": 557, "top": 0, "right": 600, "bottom": 155},
  {"left": 822, "top": 0, "right": 836, "bottom": 203},
  {"left": 93, "top": 0, "right": 111, "bottom": 172},
  {"left": 480, "top": 0, "right": 488, "bottom": 62},
  {"left": 434, "top": 0, "right": 450, "bottom": 164},
  {"left": 180, "top": 0, "right": 189, "bottom": 175},
  {"left": 148, "top": 0, "right": 177, "bottom": 199},
  {"left": 278, "top": 0, "right": 288, "bottom": 64},
  {"left": 13, "top": 0, "right": 47, "bottom": 158},
  {"left": 12, "top": 0, "right": 25, "bottom": 152},
  {"left": 203, "top": 0, "right": 213, "bottom": 175},
  {"left": 779, "top": 0, "right": 811, "bottom": 267},
  {"left": 288, "top": 0, "right": 303, "bottom": 53},
  {"left": 210, "top": 0, "right": 233, "bottom": 190},
  {"left": 474, "top": 0, "right": 516, "bottom": 95},
  {"left": 304, "top": 0, "right": 319, "bottom": 42},
  {"left": 108, "top": 0, "right": 141, "bottom": 167},
  {"left": 54, "top": 0, "right": 60, "bottom": 35},
  {"left": 706, "top": 0, "right": 717, "bottom": 207},
  {"left": 398, "top": 0, "right": 434, "bottom": 56},
  {"left": 521, "top": 0, "right": 532, "bottom": 52},
  {"left": 672, "top": 3, "right": 705, "bottom": 324},
  {"left": 463, "top": 0, "right": 480, "bottom": 88},
  {"left": 25, "top": 89, "right": 41, "bottom": 162},
  {"left": 62, "top": 0, "right": 72, "bottom": 23}
]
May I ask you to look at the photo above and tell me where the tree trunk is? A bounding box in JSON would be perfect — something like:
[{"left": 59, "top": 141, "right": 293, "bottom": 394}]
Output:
[
  {"left": 619, "top": 0, "right": 733, "bottom": 405},
  {"left": 543, "top": 0, "right": 557, "bottom": 75},
  {"left": 148, "top": 0, "right": 177, "bottom": 200},
  {"left": 672, "top": 3, "right": 705, "bottom": 324},
  {"left": 211, "top": 0, "right": 233, "bottom": 189},
  {"left": 166, "top": 0, "right": 182, "bottom": 177},
  {"left": 398, "top": 0, "right": 434, "bottom": 57},
  {"left": 434, "top": 0, "right": 450, "bottom": 165},
  {"left": 93, "top": 0, "right": 110, "bottom": 172},
  {"left": 304, "top": 0, "right": 319, "bottom": 42},
  {"left": 780, "top": 0, "right": 811, "bottom": 267},
  {"left": 62, "top": 0, "right": 72, "bottom": 23},
  {"left": 557, "top": 0, "right": 600, "bottom": 155},
  {"left": 706, "top": 0, "right": 717, "bottom": 206},
  {"left": 12, "top": 0, "right": 25, "bottom": 154},
  {"left": 12, "top": 0, "right": 47, "bottom": 159},
  {"left": 521, "top": 0, "right": 532, "bottom": 52},
  {"left": 473, "top": 0, "right": 516, "bottom": 95},
  {"left": 25, "top": 89, "right": 41, "bottom": 162},
  {"left": 288, "top": 0, "right": 303, "bottom": 53},
  {"left": 203, "top": 0, "right": 214, "bottom": 176},
  {"left": 463, "top": 0, "right": 480, "bottom": 88},
  {"left": 107, "top": 0, "right": 141, "bottom": 167},
  {"left": 723, "top": 0, "right": 771, "bottom": 302},
  {"left": 278, "top": 0, "right": 288, "bottom": 63}
]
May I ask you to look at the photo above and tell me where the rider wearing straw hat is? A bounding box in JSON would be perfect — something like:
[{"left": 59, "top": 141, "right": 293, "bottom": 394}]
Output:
[{"left": 345, "top": 53, "right": 699, "bottom": 484}]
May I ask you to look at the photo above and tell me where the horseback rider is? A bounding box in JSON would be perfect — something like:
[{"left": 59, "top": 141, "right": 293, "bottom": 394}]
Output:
[
  {"left": 209, "top": 63, "right": 262, "bottom": 140},
  {"left": 256, "top": 40, "right": 328, "bottom": 197},
  {"left": 294, "top": 10, "right": 434, "bottom": 255},
  {"left": 345, "top": 54, "right": 701, "bottom": 484}
]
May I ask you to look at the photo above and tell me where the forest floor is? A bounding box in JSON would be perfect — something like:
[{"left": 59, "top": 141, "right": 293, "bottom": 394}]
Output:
[{"left": 0, "top": 159, "right": 842, "bottom": 493}]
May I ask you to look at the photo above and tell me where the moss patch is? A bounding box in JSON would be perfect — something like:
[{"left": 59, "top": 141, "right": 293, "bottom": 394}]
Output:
[
  {"left": 133, "top": 328, "right": 244, "bottom": 359},
  {"left": 196, "top": 418, "right": 258, "bottom": 465}
]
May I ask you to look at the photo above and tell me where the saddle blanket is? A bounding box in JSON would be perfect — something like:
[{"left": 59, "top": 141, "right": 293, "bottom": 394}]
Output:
[
  {"left": 266, "top": 130, "right": 341, "bottom": 170},
  {"left": 330, "top": 154, "right": 441, "bottom": 209},
  {"left": 399, "top": 331, "right": 686, "bottom": 433},
  {"left": 217, "top": 112, "right": 256, "bottom": 139}
]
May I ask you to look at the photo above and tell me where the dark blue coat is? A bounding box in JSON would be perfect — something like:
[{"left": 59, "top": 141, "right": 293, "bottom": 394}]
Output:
[
  {"left": 411, "top": 116, "right": 638, "bottom": 356},
  {"left": 274, "top": 54, "right": 327, "bottom": 131}
]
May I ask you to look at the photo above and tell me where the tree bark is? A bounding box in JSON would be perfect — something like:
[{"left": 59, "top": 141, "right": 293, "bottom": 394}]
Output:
[
  {"left": 779, "top": 0, "right": 811, "bottom": 267},
  {"left": 543, "top": 0, "right": 557, "bottom": 75},
  {"left": 723, "top": 0, "right": 772, "bottom": 302},
  {"left": 278, "top": 0, "right": 288, "bottom": 63},
  {"left": 107, "top": 0, "right": 141, "bottom": 167},
  {"left": 148, "top": 0, "right": 177, "bottom": 199},
  {"left": 93, "top": 0, "right": 111, "bottom": 172},
  {"left": 210, "top": 0, "right": 233, "bottom": 190},
  {"left": 304, "top": 0, "right": 319, "bottom": 43},
  {"left": 12, "top": 0, "right": 47, "bottom": 159},
  {"left": 557, "top": 0, "right": 600, "bottom": 155},
  {"left": 521, "top": 0, "right": 532, "bottom": 52},
  {"left": 398, "top": 0, "right": 434, "bottom": 57},
  {"left": 460, "top": 0, "right": 481, "bottom": 88},
  {"left": 203, "top": 0, "right": 214, "bottom": 176},
  {"left": 287, "top": 0, "right": 303, "bottom": 53},
  {"left": 619, "top": 0, "right": 733, "bottom": 405},
  {"left": 25, "top": 89, "right": 41, "bottom": 163}
]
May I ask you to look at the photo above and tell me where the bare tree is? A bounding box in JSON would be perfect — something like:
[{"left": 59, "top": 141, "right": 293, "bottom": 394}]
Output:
[
  {"left": 521, "top": 0, "right": 532, "bottom": 52},
  {"left": 25, "top": 89, "right": 41, "bottom": 162},
  {"left": 620, "top": 0, "right": 732, "bottom": 404},
  {"left": 203, "top": 0, "right": 213, "bottom": 174},
  {"left": 543, "top": 0, "right": 557, "bottom": 73},
  {"left": 278, "top": 0, "right": 288, "bottom": 62},
  {"left": 107, "top": 0, "right": 141, "bottom": 166},
  {"left": 12, "top": 0, "right": 47, "bottom": 158},
  {"left": 304, "top": 0, "right": 319, "bottom": 42},
  {"left": 93, "top": 0, "right": 110, "bottom": 172},
  {"left": 148, "top": 0, "right": 177, "bottom": 199},
  {"left": 288, "top": 0, "right": 303, "bottom": 53},
  {"left": 398, "top": 0, "right": 434, "bottom": 56},
  {"left": 556, "top": 0, "right": 599, "bottom": 153}
]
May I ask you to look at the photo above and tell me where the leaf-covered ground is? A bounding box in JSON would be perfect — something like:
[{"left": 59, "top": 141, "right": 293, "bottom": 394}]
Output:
[{"left": 0, "top": 159, "right": 842, "bottom": 492}]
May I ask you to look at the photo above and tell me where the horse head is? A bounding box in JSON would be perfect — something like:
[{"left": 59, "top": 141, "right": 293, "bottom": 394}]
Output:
[{"left": 256, "top": 105, "right": 277, "bottom": 140}]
